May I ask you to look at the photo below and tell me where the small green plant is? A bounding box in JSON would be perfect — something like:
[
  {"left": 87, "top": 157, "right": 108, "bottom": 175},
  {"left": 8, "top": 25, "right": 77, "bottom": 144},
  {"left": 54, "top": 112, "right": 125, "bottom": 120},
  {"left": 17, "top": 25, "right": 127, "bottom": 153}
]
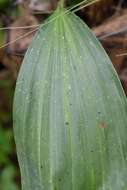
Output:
[{"left": 13, "top": 0, "right": 127, "bottom": 189}]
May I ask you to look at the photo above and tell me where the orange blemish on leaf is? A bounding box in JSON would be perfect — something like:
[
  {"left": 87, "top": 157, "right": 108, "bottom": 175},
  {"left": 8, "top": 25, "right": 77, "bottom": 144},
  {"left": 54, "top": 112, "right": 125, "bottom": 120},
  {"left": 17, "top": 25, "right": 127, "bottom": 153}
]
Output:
[{"left": 98, "top": 122, "right": 107, "bottom": 129}]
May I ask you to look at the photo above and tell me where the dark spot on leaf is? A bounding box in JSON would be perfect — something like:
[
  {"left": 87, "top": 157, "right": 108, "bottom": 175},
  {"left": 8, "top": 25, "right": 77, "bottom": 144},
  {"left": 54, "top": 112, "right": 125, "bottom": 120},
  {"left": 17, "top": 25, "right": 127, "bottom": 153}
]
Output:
[
  {"left": 74, "top": 65, "right": 76, "bottom": 70},
  {"left": 98, "top": 111, "right": 101, "bottom": 114},
  {"left": 41, "top": 165, "right": 43, "bottom": 169},
  {"left": 59, "top": 178, "right": 61, "bottom": 181},
  {"left": 65, "top": 122, "right": 69, "bottom": 125}
]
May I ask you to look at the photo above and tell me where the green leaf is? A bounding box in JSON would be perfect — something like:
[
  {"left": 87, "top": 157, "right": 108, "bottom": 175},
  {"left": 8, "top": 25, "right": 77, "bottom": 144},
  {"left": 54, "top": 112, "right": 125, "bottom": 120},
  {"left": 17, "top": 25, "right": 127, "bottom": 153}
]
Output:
[
  {"left": 0, "top": 166, "right": 19, "bottom": 190},
  {"left": 0, "top": 0, "right": 11, "bottom": 9},
  {"left": 0, "top": 22, "right": 5, "bottom": 46},
  {"left": 0, "top": 127, "right": 13, "bottom": 164},
  {"left": 13, "top": 7, "right": 127, "bottom": 190}
]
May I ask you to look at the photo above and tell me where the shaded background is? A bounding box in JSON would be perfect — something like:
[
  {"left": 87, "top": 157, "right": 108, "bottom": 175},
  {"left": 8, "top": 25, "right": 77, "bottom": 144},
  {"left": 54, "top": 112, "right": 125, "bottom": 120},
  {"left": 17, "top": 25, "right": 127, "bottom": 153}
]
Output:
[{"left": 0, "top": 0, "right": 127, "bottom": 189}]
